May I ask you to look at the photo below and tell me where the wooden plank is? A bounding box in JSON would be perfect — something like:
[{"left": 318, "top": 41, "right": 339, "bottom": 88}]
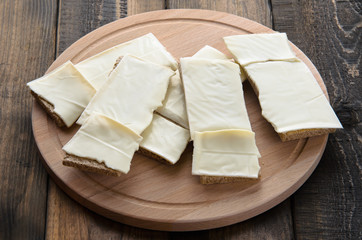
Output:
[
  {"left": 34, "top": 8, "right": 323, "bottom": 232},
  {"left": 169, "top": 201, "right": 293, "bottom": 239},
  {"left": 165, "top": 0, "right": 293, "bottom": 238},
  {"left": 128, "top": 0, "right": 165, "bottom": 15},
  {"left": 46, "top": 1, "right": 169, "bottom": 239},
  {"left": 271, "top": 0, "right": 361, "bottom": 239},
  {"left": 57, "top": 0, "right": 127, "bottom": 55},
  {"left": 166, "top": 0, "right": 272, "bottom": 26},
  {"left": 209, "top": 200, "right": 293, "bottom": 239},
  {"left": 46, "top": 180, "right": 168, "bottom": 239},
  {"left": 0, "top": 0, "right": 57, "bottom": 239}
]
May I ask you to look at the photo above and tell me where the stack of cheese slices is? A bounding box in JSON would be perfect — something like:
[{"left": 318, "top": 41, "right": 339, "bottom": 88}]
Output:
[{"left": 27, "top": 33, "right": 342, "bottom": 184}]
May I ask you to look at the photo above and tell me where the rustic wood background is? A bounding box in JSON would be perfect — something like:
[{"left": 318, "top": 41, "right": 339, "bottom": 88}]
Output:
[{"left": 0, "top": 0, "right": 360, "bottom": 239}]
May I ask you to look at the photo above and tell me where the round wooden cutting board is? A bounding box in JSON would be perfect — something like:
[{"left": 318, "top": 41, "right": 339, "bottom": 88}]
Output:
[{"left": 32, "top": 9, "right": 329, "bottom": 231}]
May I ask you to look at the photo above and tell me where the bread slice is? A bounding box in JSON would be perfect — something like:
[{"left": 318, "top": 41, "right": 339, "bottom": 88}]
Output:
[
  {"left": 63, "top": 154, "right": 122, "bottom": 176},
  {"left": 137, "top": 114, "right": 190, "bottom": 165},
  {"left": 279, "top": 128, "right": 336, "bottom": 142},
  {"left": 200, "top": 175, "right": 260, "bottom": 185},
  {"left": 112, "top": 59, "right": 178, "bottom": 166},
  {"left": 30, "top": 90, "right": 66, "bottom": 127},
  {"left": 138, "top": 148, "right": 173, "bottom": 165},
  {"left": 246, "top": 79, "right": 337, "bottom": 141}
]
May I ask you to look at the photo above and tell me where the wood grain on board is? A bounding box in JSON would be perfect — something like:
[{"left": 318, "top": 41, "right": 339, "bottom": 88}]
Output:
[
  {"left": 0, "top": 0, "right": 57, "bottom": 239},
  {"left": 272, "top": 0, "right": 362, "bottom": 239}
]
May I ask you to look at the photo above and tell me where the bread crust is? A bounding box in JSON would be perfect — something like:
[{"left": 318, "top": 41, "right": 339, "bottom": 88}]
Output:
[
  {"left": 138, "top": 147, "right": 174, "bottom": 165},
  {"left": 279, "top": 128, "right": 336, "bottom": 142},
  {"left": 63, "top": 154, "right": 122, "bottom": 176},
  {"left": 200, "top": 175, "right": 260, "bottom": 185},
  {"left": 246, "top": 78, "right": 336, "bottom": 141},
  {"left": 30, "top": 90, "right": 66, "bottom": 127}
]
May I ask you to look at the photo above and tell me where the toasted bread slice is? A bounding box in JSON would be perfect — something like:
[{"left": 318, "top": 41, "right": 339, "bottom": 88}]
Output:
[
  {"left": 279, "top": 128, "right": 336, "bottom": 142},
  {"left": 138, "top": 148, "right": 173, "bottom": 165},
  {"left": 30, "top": 90, "right": 66, "bottom": 127},
  {"left": 200, "top": 175, "right": 260, "bottom": 185},
  {"left": 247, "top": 78, "right": 337, "bottom": 142},
  {"left": 63, "top": 154, "right": 122, "bottom": 176},
  {"left": 137, "top": 114, "right": 190, "bottom": 165}
]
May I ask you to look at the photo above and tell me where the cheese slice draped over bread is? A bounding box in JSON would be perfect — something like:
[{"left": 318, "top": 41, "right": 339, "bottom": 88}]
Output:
[
  {"left": 192, "top": 45, "right": 230, "bottom": 60},
  {"left": 191, "top": 45, "right": 247, "bottom": 82},
  {"left": 75, "top": 33, "right": 175, "bottom": 90},
  {"left": 104, "top": 48, "right": 187, "bottom": 129},
  {"left": 156, "top": 45, "right": 237, "bottom": 129},
  {"left": 223, "top": 33, "right": 298, "bottom": 66},
  {"left": 77, "top": 55, "right": 174, "bottom": 134},
  {"left": 180, "top": 58, "right": 252, "bottom": 139},
  {"left": 140, "top": 48, "right": 178, "bottom": 71},
  {"left": 156, "top": 70, "right": 189, "bottom": 128},
  {"left": 180, "top": 57, "right": 260, "bottom": 180},
  {"left": 192, "top": 130, "right": 260, "bottom": 178},
  {"left": 245, "top": 60, "right": 343, "bottom": 133},
  {"left": 63, "top": 113, "right": 142, "bottom": 174},
  {"left": 140, "top": 114, "right": 190, "bottom": 164},
  {"left": 27, "top": 61, "right": 96, "bottom": 127}
]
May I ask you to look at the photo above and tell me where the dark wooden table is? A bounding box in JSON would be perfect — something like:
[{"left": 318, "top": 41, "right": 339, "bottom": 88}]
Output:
[{"left": 1, "top": 0, "right": 361, "bottom": 239}]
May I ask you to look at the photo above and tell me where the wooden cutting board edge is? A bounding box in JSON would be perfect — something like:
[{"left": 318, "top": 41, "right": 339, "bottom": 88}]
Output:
[{"left": 31, "top": 9, "right": 329, "bottom": 231}]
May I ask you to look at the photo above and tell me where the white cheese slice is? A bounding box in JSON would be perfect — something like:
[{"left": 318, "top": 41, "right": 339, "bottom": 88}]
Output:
[
  {"left": 27, "top": 61, "right": 96, "bottom": 127},
  {"left": 140, "top": 48, "right": 178, "bottom": 71},
  {"left": 223, "top": 33, "right": 298, "bottom": 66},
  {"left": 75, "top": 33, "right": 174, "bottom": 90},
  {"left": 191, "top": 45, "right": 247, "bottom": 82},
  {"left": 104, "top": 48, "right": 187, "bottom": 128},
  {"left": 140, "top": 114, "right": 190, "bottom": 164},
  {"left": 180, "top": 58, "right": 252, "bottom": 139},
  {"left": 192, "top": 130, "right": 260, "bottom": 178},
  {"left": 181, "top": 57, "right": 260, "bottom": 179},
  {"left": 77, "top": 55, "right": 174, "bottom": 134},
  {"left": 155, "top": 45, "right": 234, "bottom": 129},
  {"left": 245, "top": 60, "right": 343, "bottom": 133},
  {"left": 192, "top": 45, "right": 230, "bottom": 60},
  {"left": 63, "top": 113, "right": 142, "bottom": 174},
  {"left": 156, "top": 70, "right": 189, "bottom": 128}
]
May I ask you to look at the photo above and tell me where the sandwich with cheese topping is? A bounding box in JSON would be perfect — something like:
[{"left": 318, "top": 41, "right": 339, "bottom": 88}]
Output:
[
  {"left": 224, "top": 33, "right": 342, "bottom": 141},
  {"left": 180, "top": 57, "right": 261, "bottom": 184},
  {"left": 63, "top": 55, "right": 174, "bottom": 175}
]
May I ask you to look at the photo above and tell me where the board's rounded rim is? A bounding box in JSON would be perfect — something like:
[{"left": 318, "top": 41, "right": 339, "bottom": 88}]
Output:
[{"left": 31, "top": 9, "right": 328, "bottom": 231}]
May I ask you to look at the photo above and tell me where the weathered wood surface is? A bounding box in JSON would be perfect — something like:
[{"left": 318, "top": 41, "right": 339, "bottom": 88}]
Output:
[
  {"left": 33, "top": 8, "right": 314, "bottom": 233},
  {"left": 128, "top": 0, "right": 164, "bottom": 15},
  {"left": 167, "top": 0, "right": 272, "bottom": 27},
  {"left": 46, "top": 0, "right": 168, "bottom": 239},
  {"left": 165, "top": 1, "right": 294, "bottom": 238},
  {"left": 272, "top": 0, "right": 362, "bottom": 239},
  {"left": 0, "top": 0, "right": 57, "bottom": 239},
  {"left": 0, "top": 0, "right": 360, "bottom": 239}
]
